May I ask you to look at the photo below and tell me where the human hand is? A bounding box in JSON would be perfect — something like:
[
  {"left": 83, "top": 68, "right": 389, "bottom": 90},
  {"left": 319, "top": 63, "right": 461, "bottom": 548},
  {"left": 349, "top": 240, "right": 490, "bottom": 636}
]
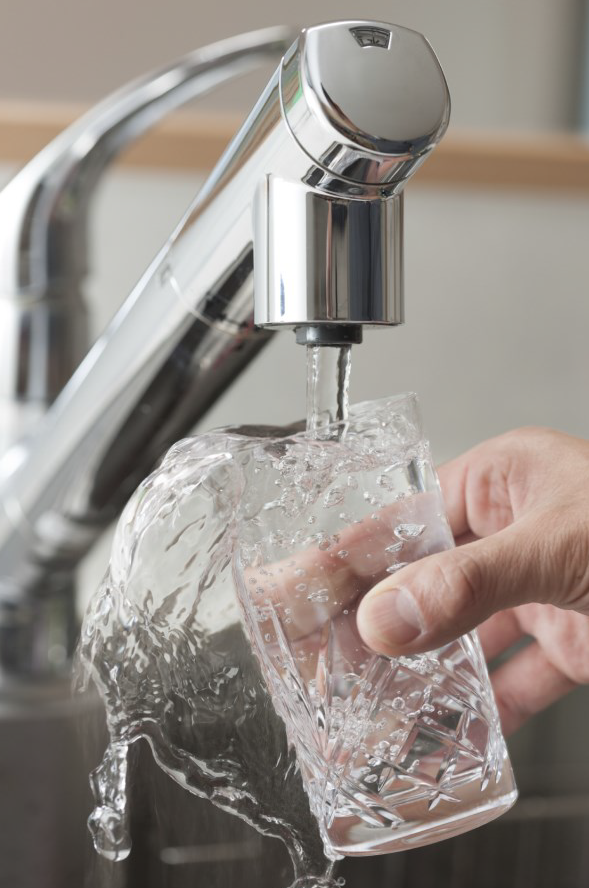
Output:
[{"left": 357, "top": 428, "right": 589, "bottom": 734}]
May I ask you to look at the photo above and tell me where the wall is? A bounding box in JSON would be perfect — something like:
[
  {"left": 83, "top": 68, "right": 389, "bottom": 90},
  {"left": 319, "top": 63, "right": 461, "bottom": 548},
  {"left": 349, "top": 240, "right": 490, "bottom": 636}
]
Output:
[{"left": 0, "top": 0, "right": 586, "bottom": 132}]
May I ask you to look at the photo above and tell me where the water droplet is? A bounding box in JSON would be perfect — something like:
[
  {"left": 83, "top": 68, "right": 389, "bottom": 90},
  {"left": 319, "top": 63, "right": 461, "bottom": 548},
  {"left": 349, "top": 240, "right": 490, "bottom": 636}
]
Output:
[
  {"left": 376, "top": 472, "right": 396, "bottom": 490},
  {"left": 295, "top": 583, "right": 307, "bottom": 592},
  {"left": 392, "top": 697, "right": 405, "bottom": 711},
  {"left": 386, "top": 562, "right": 409, "bottom": 574},
  {"left": 307, "top": 588, "right": 330, "bottom": 603},
  {"left": 337, "top": 549, "right": 349, "bottom": 559},
  {"left": 394, "top": 523, "right": 426, "bottom": 541},
  {"left": 324, "top": 486, "right": 345, "bottom": 508},
  {"left": 385, "top": 541, "right": 403, "bottom": 554}
]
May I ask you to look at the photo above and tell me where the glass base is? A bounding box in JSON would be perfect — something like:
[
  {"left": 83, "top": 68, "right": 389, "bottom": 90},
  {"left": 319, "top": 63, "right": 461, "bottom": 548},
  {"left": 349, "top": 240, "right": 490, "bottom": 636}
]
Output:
[{"left": 329, "top": 789, "right": 518, "bottom": 856}]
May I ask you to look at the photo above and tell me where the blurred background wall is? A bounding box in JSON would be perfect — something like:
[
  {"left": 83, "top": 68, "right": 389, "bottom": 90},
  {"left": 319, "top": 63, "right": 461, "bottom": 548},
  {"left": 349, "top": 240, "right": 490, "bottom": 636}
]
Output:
[{"left": 0, "top": 0, "right": 586, "bottom": 131}]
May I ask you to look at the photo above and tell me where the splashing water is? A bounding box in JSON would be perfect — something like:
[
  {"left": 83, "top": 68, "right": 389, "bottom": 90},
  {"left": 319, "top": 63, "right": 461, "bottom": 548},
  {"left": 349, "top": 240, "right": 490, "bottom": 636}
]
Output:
[
  {"left": 76, "top": 427, "right": 336, "bottom": 884},
  {"left": 76, "top": 380, "right": 515, "bottom": 882}
]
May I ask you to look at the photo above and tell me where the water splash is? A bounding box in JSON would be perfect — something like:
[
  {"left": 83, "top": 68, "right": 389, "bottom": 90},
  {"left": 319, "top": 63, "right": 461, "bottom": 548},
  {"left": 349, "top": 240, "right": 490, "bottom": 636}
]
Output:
[
  {"left": 76, "top": 395, "right": 514, "bottom": 882},
  {"left": 75, "top": 430, "right": 337, "bottom": 885}
]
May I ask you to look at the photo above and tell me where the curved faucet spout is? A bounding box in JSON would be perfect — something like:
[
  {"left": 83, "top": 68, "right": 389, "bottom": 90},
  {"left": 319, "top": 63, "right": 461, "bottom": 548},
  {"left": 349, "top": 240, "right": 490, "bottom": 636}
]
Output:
[{"left": 0, "top": 26, "right": 297, "bottom": 453}]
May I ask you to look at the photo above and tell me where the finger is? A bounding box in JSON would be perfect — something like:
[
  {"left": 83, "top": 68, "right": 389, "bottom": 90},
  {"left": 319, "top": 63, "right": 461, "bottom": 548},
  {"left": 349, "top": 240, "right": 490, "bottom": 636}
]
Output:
[
  {"left": 356, "top": 516, "right": 565, "bottom": 657},
  {"left": 454, "top": 531, "right": 479, "bottom": 547},
  {"left": 477, "top": 610, "right": 523, "bottom": 662},
  {"left": 436, "top": 456, "right": 470, "bottom": 538},
  {"left": 437, "top": 438, "right": 516, "bottom": 540},
  {"left": 490, "top": 641, "right": 576, "bottom": 735},
  {"left": 244, "top": 492, "right": 446, "bottom": 640}
]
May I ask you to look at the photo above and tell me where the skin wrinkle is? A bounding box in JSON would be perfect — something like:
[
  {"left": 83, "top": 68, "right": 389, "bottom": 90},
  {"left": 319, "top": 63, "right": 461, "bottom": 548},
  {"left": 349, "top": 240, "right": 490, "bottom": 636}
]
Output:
[{"left": 467, "top": 461, "right": 511, "bottom": 537}]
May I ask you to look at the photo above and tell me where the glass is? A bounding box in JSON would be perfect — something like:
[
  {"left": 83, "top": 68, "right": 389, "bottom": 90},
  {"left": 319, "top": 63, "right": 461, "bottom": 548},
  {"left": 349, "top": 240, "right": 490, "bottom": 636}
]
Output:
[
  {"left": 234, "top": 393, "right": 517, "bottom": 857},
  {"left": 80, "top": 392, "right": 516, "bottom": 879}
]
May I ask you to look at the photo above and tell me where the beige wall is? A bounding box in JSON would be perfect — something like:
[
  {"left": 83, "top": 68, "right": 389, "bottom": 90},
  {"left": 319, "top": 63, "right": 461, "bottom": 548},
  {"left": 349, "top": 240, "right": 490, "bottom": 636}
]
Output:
[{"left": 0, "top": 0, "right": 585, "bottom": 131}]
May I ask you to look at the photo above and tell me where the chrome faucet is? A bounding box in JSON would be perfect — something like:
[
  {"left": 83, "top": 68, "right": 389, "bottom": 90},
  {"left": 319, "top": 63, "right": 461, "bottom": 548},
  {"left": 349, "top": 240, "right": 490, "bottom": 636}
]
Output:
[{"left": 0, "top": 21, "right": 449, "bottom": 682}]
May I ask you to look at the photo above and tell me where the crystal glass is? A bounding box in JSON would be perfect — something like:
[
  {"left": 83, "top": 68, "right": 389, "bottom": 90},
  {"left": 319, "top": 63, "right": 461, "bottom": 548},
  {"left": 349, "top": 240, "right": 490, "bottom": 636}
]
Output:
[{"left": 234, "top": 393, "right": 517, "bottom": 857}]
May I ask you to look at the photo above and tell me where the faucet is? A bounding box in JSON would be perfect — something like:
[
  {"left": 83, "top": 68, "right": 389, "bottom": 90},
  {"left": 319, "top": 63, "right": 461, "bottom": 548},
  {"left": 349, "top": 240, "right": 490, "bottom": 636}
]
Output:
[
  {"left": 0, "top": 20, "right": 449, "bottom": 885},
  {"left": 0, "top": 20, "right": 449, "bottom": 683}
]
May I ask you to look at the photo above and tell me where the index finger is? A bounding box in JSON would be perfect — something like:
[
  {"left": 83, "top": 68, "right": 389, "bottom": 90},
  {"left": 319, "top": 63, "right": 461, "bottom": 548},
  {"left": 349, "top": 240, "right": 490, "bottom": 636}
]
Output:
[{"left": 436, "top": 455, "right": 470, "bottom": 538}]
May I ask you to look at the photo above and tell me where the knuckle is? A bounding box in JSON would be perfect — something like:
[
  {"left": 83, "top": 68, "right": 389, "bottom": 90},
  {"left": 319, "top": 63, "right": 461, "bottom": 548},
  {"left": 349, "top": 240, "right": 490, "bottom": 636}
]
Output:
[
  {"left": 506, "top": 425, "right": 556, "bottom": 445},
  {"left": 545, "top": 508, "right": 589, "bottom": 609},
  {"left": 426, "top": 550, "right": 485, "bottom": 626}
]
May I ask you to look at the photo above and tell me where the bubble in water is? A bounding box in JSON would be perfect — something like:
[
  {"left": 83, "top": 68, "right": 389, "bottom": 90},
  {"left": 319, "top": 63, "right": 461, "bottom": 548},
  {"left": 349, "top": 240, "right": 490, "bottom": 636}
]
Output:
[
  {"left": 394, "top": 523, "right": 426, "bottom": 541},
  {"left": 296, "top": 583, "right": 308, "bottom": 592},
  {"left": 307, "top": 589, "right": 330, "bottom": 604},
  {"left": 336, "top": 550, "right": 348, "bottom": 559},
  {"left": 376, "top": 472, "right": 396, "bottom": 491},
  {"left": 323, "top": 487, "right": 346, "bottom": 508},
  {"left": 386, "top": 562, "right": 409, "bottom": 574},
  {"left": 385, "top": 541, "right": 403, "bottom": 554}
]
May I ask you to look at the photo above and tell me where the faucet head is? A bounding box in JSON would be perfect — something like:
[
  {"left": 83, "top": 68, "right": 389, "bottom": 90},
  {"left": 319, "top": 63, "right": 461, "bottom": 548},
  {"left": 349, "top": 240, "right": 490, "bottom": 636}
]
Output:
[
  {"left": 281, "top": 20, "right": 450, "bottom": 190},
  {"left": 254, "top": 20, "right": 450, "bottom": 338}
]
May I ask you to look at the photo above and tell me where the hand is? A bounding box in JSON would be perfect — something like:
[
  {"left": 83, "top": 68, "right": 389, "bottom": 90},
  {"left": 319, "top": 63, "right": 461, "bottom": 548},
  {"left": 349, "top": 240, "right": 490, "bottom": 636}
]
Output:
[{"left": 357, "top": 427, "right": 589, "bottom": 734}]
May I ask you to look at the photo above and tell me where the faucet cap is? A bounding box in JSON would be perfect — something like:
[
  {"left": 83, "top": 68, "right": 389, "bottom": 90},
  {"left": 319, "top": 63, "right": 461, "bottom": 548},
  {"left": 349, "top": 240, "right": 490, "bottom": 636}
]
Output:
[{"left": 281, "top": 20, "right": 450, "bottom": 188}]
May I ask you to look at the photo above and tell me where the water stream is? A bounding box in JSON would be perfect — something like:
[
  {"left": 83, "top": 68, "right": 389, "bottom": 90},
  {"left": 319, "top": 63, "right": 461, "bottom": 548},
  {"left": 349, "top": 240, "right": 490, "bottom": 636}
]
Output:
[{"left": 306, "top": 346, "right": 351, "bottom": 440}]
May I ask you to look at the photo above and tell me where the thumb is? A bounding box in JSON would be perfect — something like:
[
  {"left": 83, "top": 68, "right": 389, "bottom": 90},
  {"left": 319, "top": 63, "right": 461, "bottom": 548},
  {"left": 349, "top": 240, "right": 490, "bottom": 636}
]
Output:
[{"left": 356, "top": 516, "right": 570, "bottom": 656}]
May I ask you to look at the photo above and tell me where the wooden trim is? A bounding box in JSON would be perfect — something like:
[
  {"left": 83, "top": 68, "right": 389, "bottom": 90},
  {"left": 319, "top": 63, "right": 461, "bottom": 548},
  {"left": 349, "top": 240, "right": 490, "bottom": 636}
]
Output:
[{"left": 2, "top": 99, "right": 589, "bottom": 192}]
